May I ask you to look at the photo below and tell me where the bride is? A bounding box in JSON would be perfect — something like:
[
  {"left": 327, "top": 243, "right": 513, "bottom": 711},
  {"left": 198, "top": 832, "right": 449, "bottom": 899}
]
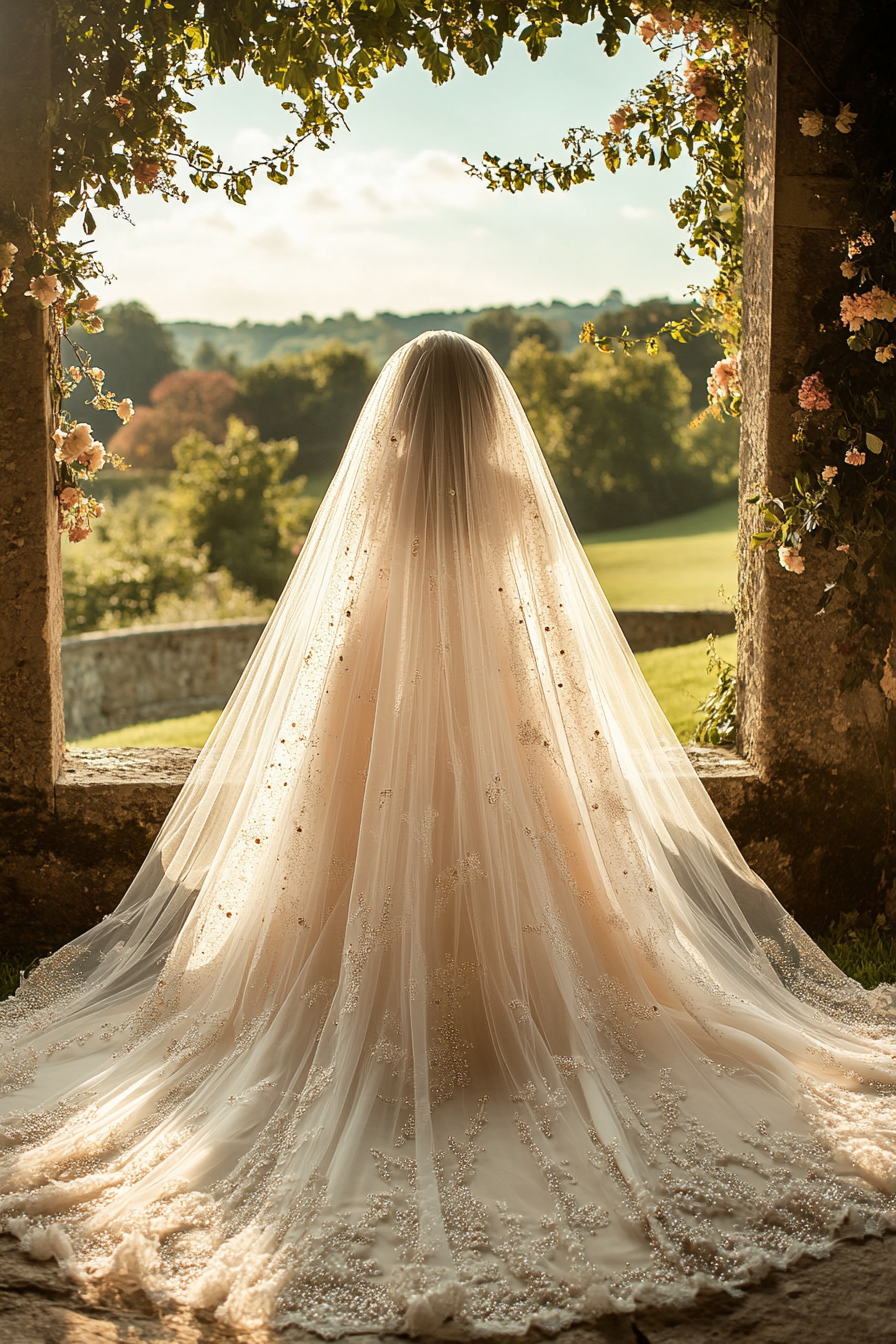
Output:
[{"left": 1, "top": 330, "right": 895, "bottom": 1335}]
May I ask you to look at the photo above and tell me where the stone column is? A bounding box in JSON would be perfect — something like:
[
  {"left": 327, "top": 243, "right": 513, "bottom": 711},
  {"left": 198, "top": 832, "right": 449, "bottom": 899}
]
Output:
[
  {"left": 737, "top": 3, "right": 891, "bottom": 922},
  {"left": 0, "top": 0, "right": 64, "bottom": 803}
]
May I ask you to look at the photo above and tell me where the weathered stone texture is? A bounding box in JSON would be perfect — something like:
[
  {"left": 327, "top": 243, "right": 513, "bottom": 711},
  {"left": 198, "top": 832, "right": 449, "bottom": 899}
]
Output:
[
  {"left": 0, "top": 0, "right": 64, "bottom": 801},
  {"left": 0, "top": 750, "right": 195, "bottom": 955},
  {"left": 737, "top": 7, "right": 892, "bottom": 925},
  {"left": 62, "top": 619, "right": 269, "bottom": 740}
]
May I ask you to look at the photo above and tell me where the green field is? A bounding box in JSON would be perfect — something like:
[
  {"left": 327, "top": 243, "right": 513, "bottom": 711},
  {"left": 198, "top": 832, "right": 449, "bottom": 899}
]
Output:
[
  {"left": 70, "top": 501, "right": 740, "bottom": 750},
  {"left": 583, "top": 498, "right": 738, "bottom": 610}
]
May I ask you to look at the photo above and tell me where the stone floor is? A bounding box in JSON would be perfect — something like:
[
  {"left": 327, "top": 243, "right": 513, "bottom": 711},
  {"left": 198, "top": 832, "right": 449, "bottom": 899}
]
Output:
[{"left": 0, "top": 1233, "right": 894, "bottom": 1344}]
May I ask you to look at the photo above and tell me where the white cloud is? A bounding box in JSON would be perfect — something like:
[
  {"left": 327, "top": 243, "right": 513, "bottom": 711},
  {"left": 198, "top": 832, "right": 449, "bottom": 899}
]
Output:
[
  {"left": 290, "top": 148, "right": 481, "bottom": 223},
  {"left": 621, "top": 204, "right": 653, "bottom": 220}
]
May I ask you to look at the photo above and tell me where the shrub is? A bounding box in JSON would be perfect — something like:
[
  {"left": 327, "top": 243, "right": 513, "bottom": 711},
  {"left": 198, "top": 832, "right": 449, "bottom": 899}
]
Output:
[
  {"left": 171, "top": 418, "right": 319, "bottom": 600},
  {"left": 62, "top": 489, "right": 207, "bottom": 634}
]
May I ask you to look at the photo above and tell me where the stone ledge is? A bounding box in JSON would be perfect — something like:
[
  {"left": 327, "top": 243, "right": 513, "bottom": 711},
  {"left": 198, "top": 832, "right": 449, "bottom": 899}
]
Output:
[
  {"left": 55, "top": 743, "right": 763, "bottom": 814},
  {"left": 55, "top": 748, "right": 199, "bottom": 825}
]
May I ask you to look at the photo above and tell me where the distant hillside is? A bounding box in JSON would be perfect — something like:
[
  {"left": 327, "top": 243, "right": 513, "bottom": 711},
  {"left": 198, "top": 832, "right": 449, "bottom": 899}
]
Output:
[{"left": 164, "top": 293, "right": 628, "bottom": 370}]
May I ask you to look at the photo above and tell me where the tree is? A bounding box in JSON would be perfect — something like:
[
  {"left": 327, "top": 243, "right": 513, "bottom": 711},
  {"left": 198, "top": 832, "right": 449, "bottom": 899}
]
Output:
[
  {"left": 509, "top": 338, "right": 732, "bottom": 532},
  {"left": 171, "top": 418, "right": 317, "bottom": 599},
  {"left": 109, "top": 369, "right": 243, "bottom": 470},
  {"left": 193, "top": 339, "right": 240, "bottom": 376},
  {"left": 241, "top": 342, "right": 377, "bottom": 480},
  {"left": 62, "top": 488, "right": 206, "bottom": 634},
  {"left": 468, "top": 308, "right": 562, "bottom": 367},
  {"left": 64, "top": 302, "right": 181, "bottom": 444}
]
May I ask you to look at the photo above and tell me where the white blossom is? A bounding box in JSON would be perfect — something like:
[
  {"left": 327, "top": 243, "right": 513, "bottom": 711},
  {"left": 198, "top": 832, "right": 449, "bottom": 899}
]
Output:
[{"left": 28, "top": 274, "right": 63, "bottom": 307}]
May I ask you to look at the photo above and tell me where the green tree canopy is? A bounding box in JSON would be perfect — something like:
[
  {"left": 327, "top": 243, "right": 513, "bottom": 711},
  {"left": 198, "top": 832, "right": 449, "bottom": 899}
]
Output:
[
  {"left": 468, "top": 307, "right": 560, "bottom": 367},
  {"left": 509, "top": 337, "right": 737, "bottom": 532},
  {"left": 241, "top": 342, "right": 377, "bottom": 480}
]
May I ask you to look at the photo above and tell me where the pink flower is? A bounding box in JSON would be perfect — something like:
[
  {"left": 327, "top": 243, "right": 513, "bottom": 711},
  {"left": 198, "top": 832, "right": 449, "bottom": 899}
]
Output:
[
  {"left": 116, "top": 397, "right": 135, "bottom": 423},
  {"left": 28, "top": 274, "right": 62, "bottom": 307},
  {"left": 636, "top": 15, "right": 658, "bottom": 42},
  {"left": 683, "top": 14, "right": 702, "bottom": 35},
  {"left": 54, "top": 422, "right": 94, "bottom": 463},
  {"left": 778, "top": 546, "right": 805, "bottom": 574},
  {"left": 840, "top": 286, "right": 896, "bottom": 330},
  {"left": 799, "top": 109, "right": 824, "bottom": 137},
  {"left": 68, "top": 365, "right": 83, "bottom": 383},
  {"left": 58, "top": 486, "right": 81, "bottom": 506},
  {"left": 67, "top": 526, "right": 91, "bottom": 543},
  {"left": 650, "top": 7, "right": 680, "bottom": 34},
  {"left": 798, "top": 373, "right": 832, "bottom": 411},
  {"left": 845, "top": 448, "right": 866, "bottom": 466},
  {"left": 0, "top": 269, "right": 11, "bottom": 296},
  {"left": 78, "top": 294, "right": 99, "bottom": 314},
  {"left": 875, "top": 345, "right": 896, "bottom": 363},
  {"left": 93, "top": 502, "right": 105, "bottom": 517},
  {"left": 821, "top": 465, "right": 838, "bottom": 482},
  {"left": 87, "top": 366, "right": 105, "bottom": 384},
  {"left": 840, "top": 260, "right": 857, "bottom": 279},
  {"left": 836, "top": 543, "right": 850, "bottom": 553},
  {"left": 835, "top": 103, "right": 857, "bottom": 134},
  {"left": 694, "top": 98, "right": 720, "bottom": 123},
  {"left": 707, "top": 355, "right": 740, "bottom": 400},
  {"left": 134, "top": 159, "right": 161, "bottom": 186},
  {"left": 79, "top": 442, "right": 105, "bottom": 472}
]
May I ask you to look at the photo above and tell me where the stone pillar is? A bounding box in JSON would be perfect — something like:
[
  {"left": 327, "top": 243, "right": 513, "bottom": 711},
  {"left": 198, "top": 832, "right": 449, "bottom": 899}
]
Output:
[
  {"left": 737, "top": 3, "right": 890, "bottom": 922},
  {"left": 0, "top": 0, "right": 64, "bottom": 803}
]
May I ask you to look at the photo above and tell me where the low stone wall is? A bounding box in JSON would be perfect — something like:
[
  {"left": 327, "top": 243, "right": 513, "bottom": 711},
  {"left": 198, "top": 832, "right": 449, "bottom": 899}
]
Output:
[
  {"left": 615, "top": 608, "right": 735, "bottom": 653},
  {"left": 62, "top": 619, "right": 267, "bottom": 741},
  {"left": 62, "top": 608, "right": 737, "bottom": 741}
]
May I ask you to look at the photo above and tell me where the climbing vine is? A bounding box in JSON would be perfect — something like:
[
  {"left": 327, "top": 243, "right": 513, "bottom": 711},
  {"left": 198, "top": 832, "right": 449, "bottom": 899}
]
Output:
[{"left": 471, "top": 1, "right": 896, "bottom": 702}]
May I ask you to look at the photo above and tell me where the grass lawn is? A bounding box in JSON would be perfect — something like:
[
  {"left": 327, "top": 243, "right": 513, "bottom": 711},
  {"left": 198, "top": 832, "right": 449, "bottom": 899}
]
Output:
[
  {"left": 69, "top": 710, "right": 222, "bottom": 750},
  {"left": 582, "top": 497, "right": 738, "bottom": 610},
  {"left": 636, "top": 633, "right": 736, "bottom": 741}
]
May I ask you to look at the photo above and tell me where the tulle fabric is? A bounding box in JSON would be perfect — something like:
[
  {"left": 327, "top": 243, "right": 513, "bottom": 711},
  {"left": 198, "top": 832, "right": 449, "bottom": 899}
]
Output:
[{"left": 1, "top": 331, "right": 896, "bottom": 1336}]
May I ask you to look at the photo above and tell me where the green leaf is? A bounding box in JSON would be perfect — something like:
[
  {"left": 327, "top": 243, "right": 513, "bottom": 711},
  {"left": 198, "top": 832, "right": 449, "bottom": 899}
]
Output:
[{"left": 866, "top": 432, "right": 884, "bottom": 455}]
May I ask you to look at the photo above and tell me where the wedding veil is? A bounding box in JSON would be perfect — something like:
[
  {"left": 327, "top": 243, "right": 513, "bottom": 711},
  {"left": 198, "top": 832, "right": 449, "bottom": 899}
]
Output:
[{"left": 1, "top": 330, "right": 895, "bottom": 1335}]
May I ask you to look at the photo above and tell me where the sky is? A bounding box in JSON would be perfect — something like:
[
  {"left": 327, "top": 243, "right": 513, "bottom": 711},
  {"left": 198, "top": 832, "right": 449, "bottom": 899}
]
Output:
[{"left": 80, "top": 24, "right": 713, "bottom": 325}]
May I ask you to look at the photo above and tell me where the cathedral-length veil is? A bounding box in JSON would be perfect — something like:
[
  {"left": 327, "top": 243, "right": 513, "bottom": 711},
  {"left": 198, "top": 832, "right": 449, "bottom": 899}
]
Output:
[{"left": 2, "top": 331, "right": 896, "bottom": 1335}]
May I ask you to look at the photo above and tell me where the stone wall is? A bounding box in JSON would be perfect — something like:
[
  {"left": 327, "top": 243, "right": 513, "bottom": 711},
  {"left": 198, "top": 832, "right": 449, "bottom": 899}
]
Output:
[
  {"left": 62, "top": 619, "right": 267, "bottom": 740},
  {"left": 62, "top": 609, "right": 737, "bottom": 741}
]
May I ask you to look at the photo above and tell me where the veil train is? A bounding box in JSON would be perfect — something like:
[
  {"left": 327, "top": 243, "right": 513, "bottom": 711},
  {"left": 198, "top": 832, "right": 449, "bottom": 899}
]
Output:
[{"left": 1, "top": 331, "right": 895, "bottom": 1336}]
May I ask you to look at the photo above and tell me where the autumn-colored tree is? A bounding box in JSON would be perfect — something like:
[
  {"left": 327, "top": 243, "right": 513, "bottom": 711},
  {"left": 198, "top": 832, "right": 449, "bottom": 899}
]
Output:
[{"left": 109, "top": 370, "right": 243, "bottom": 469}]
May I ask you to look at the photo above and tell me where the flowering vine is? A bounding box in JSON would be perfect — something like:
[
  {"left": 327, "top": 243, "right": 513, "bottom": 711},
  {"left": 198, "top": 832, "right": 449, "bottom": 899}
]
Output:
[
  {"left": 1, "top": 221, "right": 132, "bottom": 543},
  {"left": 466, "top": 4, "right": 753, "bottom": 383},
  {"left": 748, "top": 93, "right": 896, "bottom": 689}
]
